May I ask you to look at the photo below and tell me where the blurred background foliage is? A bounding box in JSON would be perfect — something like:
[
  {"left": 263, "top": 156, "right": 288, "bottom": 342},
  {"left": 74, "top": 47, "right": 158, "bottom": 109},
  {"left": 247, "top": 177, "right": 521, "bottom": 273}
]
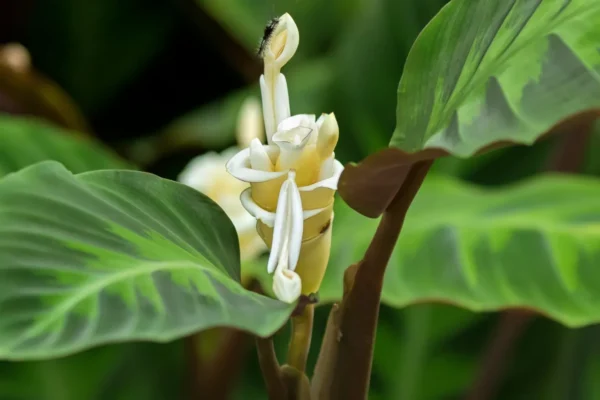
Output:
[{"left": 0, "top": 0, "right": 599, "bottom": 399}]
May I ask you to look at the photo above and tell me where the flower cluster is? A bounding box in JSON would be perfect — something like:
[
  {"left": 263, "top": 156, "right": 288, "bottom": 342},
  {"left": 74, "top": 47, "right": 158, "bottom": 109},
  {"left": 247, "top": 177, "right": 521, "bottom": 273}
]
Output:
[{"left": 227, "top": 14, "right": 343, "bottom": 303}]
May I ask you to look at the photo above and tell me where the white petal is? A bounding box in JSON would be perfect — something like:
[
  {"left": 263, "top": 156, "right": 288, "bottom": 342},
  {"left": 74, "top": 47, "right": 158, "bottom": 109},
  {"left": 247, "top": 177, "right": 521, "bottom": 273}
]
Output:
[
  {"left": 277, "top": 114, "right": 316, "bottom": 132},
  {"left": 287, "top": 174, "right": 303, "bottom": 271},
  {"left": 267, "top": 179, "right": 290, "bottom": 274},
  {"left": 316, "top": 113, "right": 339, "bottom": 160},
  {"left": 240, "top": 187, "right": 326, "bottom": 228},
  {"left": 240, "top": 188, "right": 275, "bottom": 227},
  {"left": 226, "top": 147, "right": 287, "bottom": 183},
  {"left": 236, "top": 97, "right": 264, "bottom": 148},
  {"left": 272, "top": 267, "right": 301, "bottom": 304},
  {"left": 178, "top": 151, "right": 224, "bottom": 190},
  {"left": 249, "top": 138, "right": 273, "bottom": 171},
  {"left": 274, "top": 74, "right": 291, "bottom": 127},
  {"left": 272, "top": 126, "right": 312, "bottom": 150},
  {"left": 312, "top": 113, "right": 327, "bottom": 145},
  {"left": 260, "top": 75, "right": 276, "bottom": 143},
  {"left": 318, "top": 155, "right": 335, "bottom": 181},
  {"left": 299, "top": 158, "right": 344, "bottom": 192},
  {"left": 316, "top": 113, "right": 327, "bottom": 129}
]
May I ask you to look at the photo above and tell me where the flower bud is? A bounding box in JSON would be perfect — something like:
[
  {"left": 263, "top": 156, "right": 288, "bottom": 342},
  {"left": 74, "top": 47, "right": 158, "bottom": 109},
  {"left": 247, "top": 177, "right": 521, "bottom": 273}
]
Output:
[{"left": 261, "top": 13, "right": 299, "bottom": 71}]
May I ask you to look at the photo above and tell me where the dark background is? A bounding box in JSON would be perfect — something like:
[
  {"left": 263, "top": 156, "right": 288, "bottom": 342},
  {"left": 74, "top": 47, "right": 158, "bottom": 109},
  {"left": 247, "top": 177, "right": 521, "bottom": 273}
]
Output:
[{"left": 0, "top": 0, "right": 599, "bottom": 399}]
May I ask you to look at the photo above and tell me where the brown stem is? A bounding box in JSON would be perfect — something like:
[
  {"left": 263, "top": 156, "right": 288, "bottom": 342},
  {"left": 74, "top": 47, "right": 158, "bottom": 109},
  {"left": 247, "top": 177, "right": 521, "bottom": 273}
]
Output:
[
  {"left": 545, "top": 120, "right": 594, "bottom": 173},
  {"left": 465, "top": 310, "right": 533, "bottom": 400},
  {"left": 186, "top": 280, "right": 260, "bottom": 399},
  {"left": 330, "top": 161, "right": 433, "bottom": 399},
  {"left": 185, "top": 334, "right": 204, "bottom": 400},
  {"left": 256, "top": 336, "right": 287, "bottom": 400},
  {"left": 202, "top": 329, "right": 252, "bottom": 399},
  {"left": 280, "top": 365, "right": 312, "bottom": 400}
]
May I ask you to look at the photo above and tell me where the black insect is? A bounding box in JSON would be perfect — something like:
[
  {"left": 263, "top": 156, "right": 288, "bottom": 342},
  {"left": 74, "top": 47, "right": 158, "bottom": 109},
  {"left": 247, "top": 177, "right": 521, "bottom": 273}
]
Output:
[{"left": 257, "top": 17, "right": 280, "bottom": 57}]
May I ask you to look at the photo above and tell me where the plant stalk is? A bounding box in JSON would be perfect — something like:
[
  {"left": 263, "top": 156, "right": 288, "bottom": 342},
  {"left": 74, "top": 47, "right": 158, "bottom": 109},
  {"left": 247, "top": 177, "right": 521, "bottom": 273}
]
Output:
[
  {"left": 465, "top": 310, "right": 533, "bottom": 400},
  {"left": 257, "top": 336, "right": 287, "bottom": 400},
  {"left": 287, "top": 304, "right": 315, "bottom": 372},
  {"left": 330, "top": 161, "right": 433, "bottom": 399}
]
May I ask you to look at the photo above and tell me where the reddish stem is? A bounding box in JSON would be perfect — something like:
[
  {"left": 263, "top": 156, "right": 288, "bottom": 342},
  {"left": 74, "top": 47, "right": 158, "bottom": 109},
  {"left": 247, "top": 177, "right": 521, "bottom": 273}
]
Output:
[{"left": 330, "top": 161, "right": 433, "bottom": 399}]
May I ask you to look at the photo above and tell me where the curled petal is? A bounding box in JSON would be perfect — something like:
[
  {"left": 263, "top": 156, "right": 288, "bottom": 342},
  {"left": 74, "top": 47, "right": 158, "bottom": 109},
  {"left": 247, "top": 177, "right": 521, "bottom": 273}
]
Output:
[
  {"left": 300, "top": 157, "right": 344, "bottom": 191},
  {"left": 272, "top": 267, "right": 301, "bottom": 304},
  {"left": 277, "top": 114, "right": 317, "bottom": 132},
  {"left": 249, "top": 138, "right": 273, "bottom": 171},
  {"left": 226, "top": 146, "right": 287, "bottom": 183}
]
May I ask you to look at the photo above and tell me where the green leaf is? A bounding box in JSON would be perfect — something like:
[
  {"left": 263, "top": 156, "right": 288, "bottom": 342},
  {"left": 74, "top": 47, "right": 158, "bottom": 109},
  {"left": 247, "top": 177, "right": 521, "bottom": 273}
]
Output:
[
  {"left": 0, "top": 162, "right": 293, "bottom": 360},
  {"left": 0, "top": 115, "right": 132, "bottom": 178},
  {"left": 391, "top": 0, "right": 600, "bottom": 156},
  {"left": 319, "top": 174, "right": 600, "bottom": 327}
]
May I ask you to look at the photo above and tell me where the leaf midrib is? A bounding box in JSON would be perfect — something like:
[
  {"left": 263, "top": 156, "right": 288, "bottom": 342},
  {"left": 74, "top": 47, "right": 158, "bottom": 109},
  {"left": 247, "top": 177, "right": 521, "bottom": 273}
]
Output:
[{"left": 17, "top": 260, "right": 218, "bottom": 346}]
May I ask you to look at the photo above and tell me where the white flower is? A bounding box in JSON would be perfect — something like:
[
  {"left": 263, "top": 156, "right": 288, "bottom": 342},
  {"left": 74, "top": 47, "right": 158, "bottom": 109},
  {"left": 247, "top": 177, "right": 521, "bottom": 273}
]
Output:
[{"left": 226, "top": 13, "right": 343, "bottom": 304}]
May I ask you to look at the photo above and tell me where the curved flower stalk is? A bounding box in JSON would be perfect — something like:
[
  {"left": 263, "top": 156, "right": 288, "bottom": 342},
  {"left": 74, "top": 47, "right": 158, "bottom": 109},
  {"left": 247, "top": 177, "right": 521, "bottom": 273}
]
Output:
[
  {"left": 227, "top": 13, "right": 343, "bottom": 305},
  {"left": 178, "top": 97, "right": 267, "bottom": 263}
]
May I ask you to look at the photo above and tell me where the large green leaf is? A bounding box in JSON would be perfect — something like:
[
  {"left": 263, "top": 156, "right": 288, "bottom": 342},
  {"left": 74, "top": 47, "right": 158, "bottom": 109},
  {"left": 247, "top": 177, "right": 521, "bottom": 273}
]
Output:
[
  {"left": 392, "top": 0, "right": 600, "bottom": 155},
  {"left": 317, "top": 174, "right": 600, "bottom": 327},
  {"left": 0, "top": 162, "right": 293, "bottom": 360},
  {"left": 338, "top": 0, "right": 600, "bottom": 217},
  {"left": 0, "top": 115, "right": 131, "bottom": 177}
]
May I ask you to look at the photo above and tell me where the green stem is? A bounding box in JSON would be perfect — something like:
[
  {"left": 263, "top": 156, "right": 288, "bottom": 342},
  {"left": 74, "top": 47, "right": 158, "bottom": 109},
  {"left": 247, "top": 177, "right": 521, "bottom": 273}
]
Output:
[{"left": 287, "top": 304, "right": 315, "bottom": 372}]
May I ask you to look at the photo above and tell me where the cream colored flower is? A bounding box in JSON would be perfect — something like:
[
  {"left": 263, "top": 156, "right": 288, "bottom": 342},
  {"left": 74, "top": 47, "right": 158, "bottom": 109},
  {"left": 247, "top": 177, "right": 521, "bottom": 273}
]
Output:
[
  {"left": 178, "top": 97, "right": 267, "bottom": 262},
  {"left": 227, "top": 14, "right": 343, "bottom": 304}
]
